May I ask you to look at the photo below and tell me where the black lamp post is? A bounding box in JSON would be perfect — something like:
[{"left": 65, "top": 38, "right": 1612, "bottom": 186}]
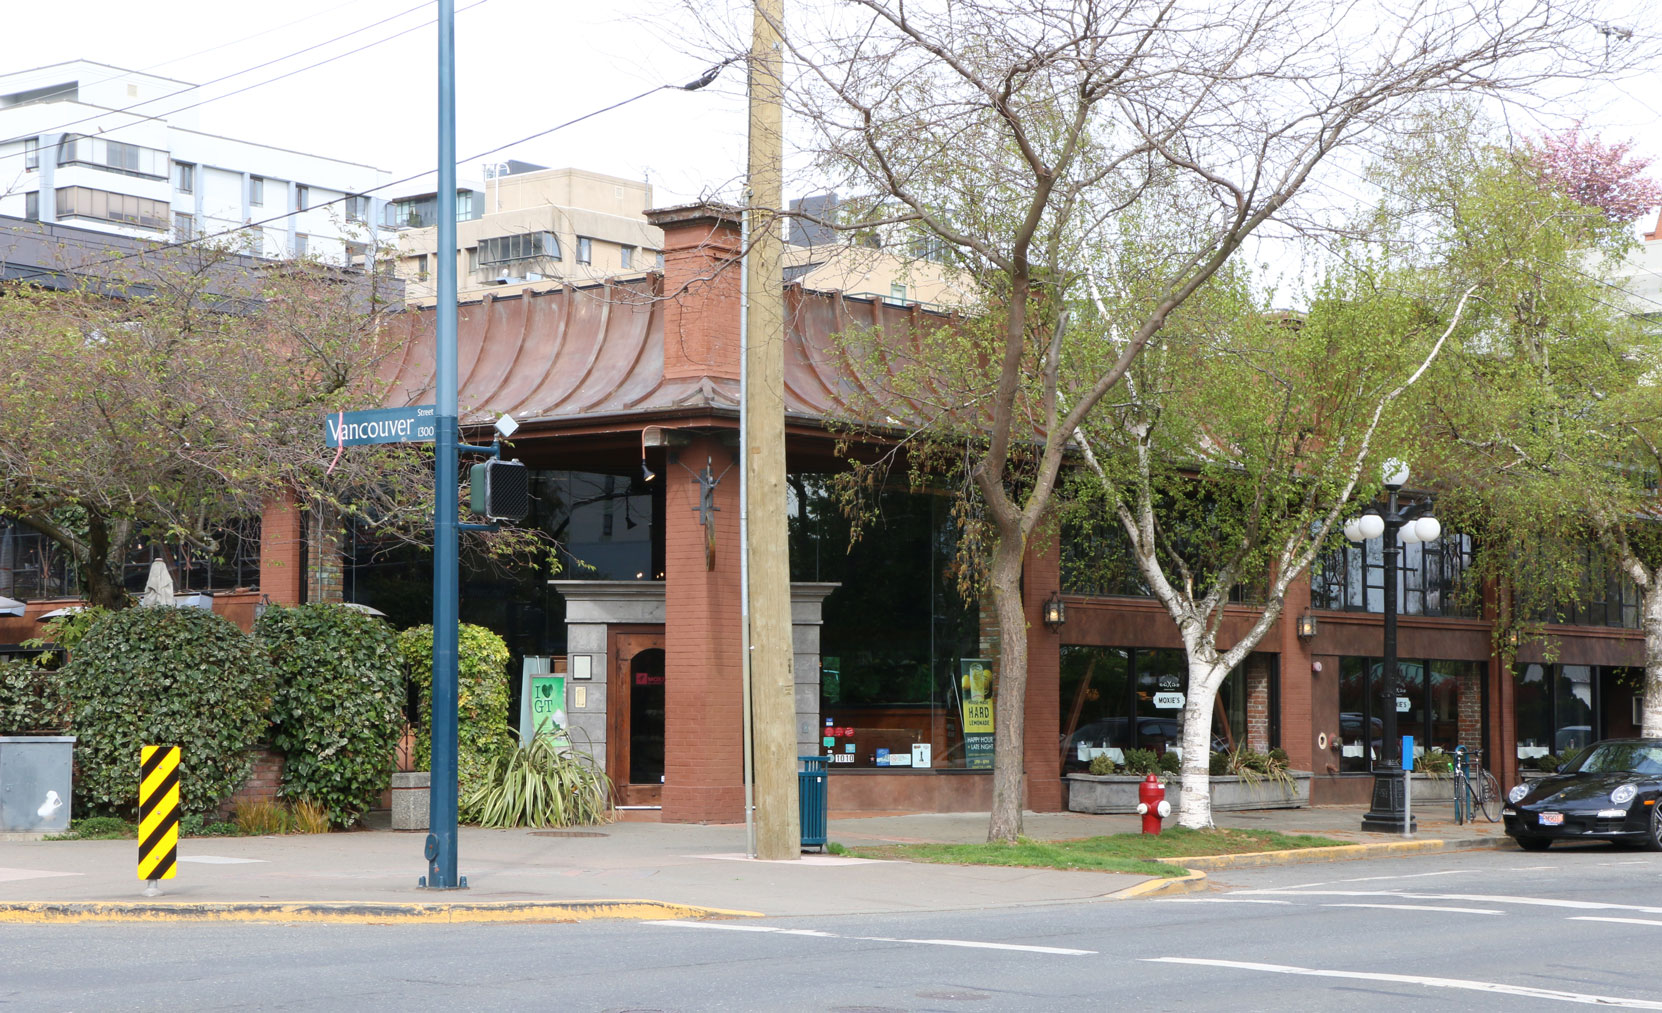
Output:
[{"left": 1344, "top": 460, "right": 1439, "bottom": 834}]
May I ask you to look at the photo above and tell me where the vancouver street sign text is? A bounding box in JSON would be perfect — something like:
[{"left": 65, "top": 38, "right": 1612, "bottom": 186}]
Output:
[{"left": 324, "top": 405, "right": 438, "bottom": 447}]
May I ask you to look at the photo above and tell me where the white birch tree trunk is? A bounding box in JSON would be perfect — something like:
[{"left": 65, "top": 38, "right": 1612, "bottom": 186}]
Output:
[
  {"left": 1639, "top": 578, "right": 1662, "bottom": 738},
  {"left": 1177, "top": 657, "right": 1230, "bottom": 829}
]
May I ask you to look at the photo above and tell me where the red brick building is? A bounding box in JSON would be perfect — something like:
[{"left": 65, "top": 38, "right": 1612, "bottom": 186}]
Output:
[{"left": 4, "top": 201, "right": 1645, "bottom": 820}]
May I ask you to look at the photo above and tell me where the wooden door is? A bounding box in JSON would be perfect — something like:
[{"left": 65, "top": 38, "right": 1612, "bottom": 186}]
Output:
[{"left": 610, "top": 629, "right": 665, "bottom": 807}]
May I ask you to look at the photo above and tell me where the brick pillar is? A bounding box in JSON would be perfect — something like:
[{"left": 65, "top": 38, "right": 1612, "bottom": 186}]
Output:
[
  {"left": 1245, "top": 654, "right": 1272, "bottom": 753},
  {"left": 644, "top": 202, "right": 742, "bottom": 383},
  {"left": 1023, "top": 531, "right": 1063, "bottom": 812},
  {"left": 661, "top": 434, "right": 745, "bottom": 822},
  {"left": 260, "top": 494, "right": 305, "bottom": 605},
  {"left": 307, "top": 503, "right": 345, "bottom": 604},
  {"left": 1277, "top": 571, "right": 1315, "bottom": 770}
]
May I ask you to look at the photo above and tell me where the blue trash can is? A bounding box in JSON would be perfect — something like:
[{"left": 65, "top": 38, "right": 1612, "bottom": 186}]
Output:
[{"left": 799, "top": 755, "right": 828, "bottom": 852}]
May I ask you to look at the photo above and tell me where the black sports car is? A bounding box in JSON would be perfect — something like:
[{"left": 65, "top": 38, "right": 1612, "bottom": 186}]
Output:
[{"left": 1503, "top": 739, "right": 1662, "bottom": 851}]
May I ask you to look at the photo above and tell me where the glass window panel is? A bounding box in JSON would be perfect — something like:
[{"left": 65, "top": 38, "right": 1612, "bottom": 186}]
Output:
[
  {"left": 1059, "top": 647, "right": 1131, "bottom": 771},
  {"left": 1555, "top": 665, "right": 1595, "bottom": 753},
  {"left": 1133, "top": 649, "right": 1186, "bottom": 754},
  {"left": 1339, "top": 656, "right": 1375, "bottom": 772},
  {"left": 1515, "top": 663, "right": 1552, "bottom": 760},
  {"left": 1426, "top": 660, "right": 1464, "bottom": 754}
]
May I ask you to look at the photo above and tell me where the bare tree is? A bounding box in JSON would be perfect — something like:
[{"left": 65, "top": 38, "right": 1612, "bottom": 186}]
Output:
[{"left": 778, "top": 0, "right": 1629, "bottom": 841}]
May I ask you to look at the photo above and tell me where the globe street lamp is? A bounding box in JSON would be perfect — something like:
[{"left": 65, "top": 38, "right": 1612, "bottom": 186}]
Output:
[{"left": 1343, "top": 459, "right": 1440, "bottom": 834}]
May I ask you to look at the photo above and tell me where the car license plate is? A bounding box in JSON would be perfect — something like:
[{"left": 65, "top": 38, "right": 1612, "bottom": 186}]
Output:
[{"left": 1539, "top": 812, "right": 1564, "bottom": 826}]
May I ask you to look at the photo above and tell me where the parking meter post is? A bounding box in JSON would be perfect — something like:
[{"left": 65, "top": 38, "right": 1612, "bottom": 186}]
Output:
[{"left": 1401, "top": 734, "right": 1413, "bottom": 837}]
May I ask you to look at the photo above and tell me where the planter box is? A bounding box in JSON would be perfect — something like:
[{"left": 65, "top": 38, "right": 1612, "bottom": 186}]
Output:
[
  {"left": 1066, "top": 771, "right": 1312, "bottom": 814},
  {"left": 0, "top": 736, "right": 76, "bottom": 836}
]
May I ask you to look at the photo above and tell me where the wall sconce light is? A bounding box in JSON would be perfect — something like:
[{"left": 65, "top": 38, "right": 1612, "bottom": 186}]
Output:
[
  {"left": 1042, "top": 591, "right": 1067, "bottom": 632},
  {"left": 1507, "top": 628, "right": 1520, "bottom": 648},
  {"left": 254, "top": 594, "right": 273, "bottom": 620},
  {"left": 1296, "top": 612, "right": 1318, "bottom": 640}
]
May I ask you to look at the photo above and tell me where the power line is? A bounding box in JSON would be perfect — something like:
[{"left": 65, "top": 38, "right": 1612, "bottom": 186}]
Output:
[
  {"left": 0, "top": 0, "right": 440, "bottom": 168},
  {"left": 7, "top": 0, "right": 396, "bottom": 113},
  {"left": 3, "top": 58, "right": 739, "bottom": 287}
]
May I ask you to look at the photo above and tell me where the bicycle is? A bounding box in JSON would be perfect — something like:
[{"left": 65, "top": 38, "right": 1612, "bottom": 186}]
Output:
[{"left": 1453, "top": 746, "right": 1501, "bottom": 823}]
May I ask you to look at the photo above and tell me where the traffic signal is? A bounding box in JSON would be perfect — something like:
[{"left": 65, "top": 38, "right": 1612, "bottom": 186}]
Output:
[{"left": 469, "top": 459, "right": 529, "bottom": 521}]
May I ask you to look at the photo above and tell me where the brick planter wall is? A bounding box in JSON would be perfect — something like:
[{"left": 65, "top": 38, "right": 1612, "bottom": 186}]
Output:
[{"left": 217, "top": 744, "right": 285, "bottom": 818}]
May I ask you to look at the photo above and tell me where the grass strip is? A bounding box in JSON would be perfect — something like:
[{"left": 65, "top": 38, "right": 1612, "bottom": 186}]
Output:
[{"left": 844, "top": 827, "right": 1347, "bottom": 877}]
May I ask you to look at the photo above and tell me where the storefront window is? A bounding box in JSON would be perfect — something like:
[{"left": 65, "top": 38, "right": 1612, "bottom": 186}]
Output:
[
  {"left": 1338, "top": 656, "right": 1482, "bottom": 772},
  {"left": 790, "top": 477, "right": 979, "bottom": 769},
  {"left": 1554, "top": 665, "right": 1595, "bottom": 753},
  {"left": 1058, "top": 646, "right": 1251, "bottom": 772}
]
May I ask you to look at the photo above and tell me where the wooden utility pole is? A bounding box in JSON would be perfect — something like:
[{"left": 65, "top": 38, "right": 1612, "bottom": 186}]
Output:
[{"left": 746, "top": 0, "right": 800, "bottom": 861}]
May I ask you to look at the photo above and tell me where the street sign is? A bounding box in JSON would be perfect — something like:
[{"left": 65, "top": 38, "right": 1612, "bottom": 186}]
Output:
[
  {"left": 324, "top": 405, "right": 437, "bottom": 447},
  {"left": 138, "top": 745, "right": 180, "bottom": 888},
  {"left": 1154, "top": 692, "right": 1185, "bottom": 709}
]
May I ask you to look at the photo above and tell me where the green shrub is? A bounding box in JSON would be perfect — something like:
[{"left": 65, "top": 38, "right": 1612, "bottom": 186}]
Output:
[
  {"left": 257, "top": 603, "right": 404, "bottom": 826},
  {"left": 1208, "top": 750, "right": 1230, "bottom": 776},
  {"left": 0, "top": 657, "right": 71, "bottom": 735},
  {"left": 46, "top": 815, "right": 136, "bottom": 841},
  {"left": 398, "top": 623, "right": 514, "bottom": 768},
  {"left": 1087, "top": 753, "right": 1117, "bottom": 776},
  {"left": 179, "top": 813, "right": 240, "bottom": 837},
  {"left": 1157, "top": 750, "right": 1181, "bottom": 775},
  {"left": 65, "top": 607, "right": 275, "bottom": 817},
  {"left": 1120, "top": 748, "right": 1159, "bottom": 775},
  {"left": 461, "top": 733, "right": 612, "bottom": 828}
]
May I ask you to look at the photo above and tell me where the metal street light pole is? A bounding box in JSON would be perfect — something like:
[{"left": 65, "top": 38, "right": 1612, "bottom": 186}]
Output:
[
  {"left": 1361, "top": 482, "right": 1414, "bottom": 833},
  {"left": 421, "top": 0, "right": 464, "bottom": 890}
]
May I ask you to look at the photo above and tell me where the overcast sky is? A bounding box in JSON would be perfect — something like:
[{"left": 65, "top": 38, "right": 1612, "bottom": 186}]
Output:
[
  {"left": 10, "top": 0, "right": 1661, "bottom": 225},
  {"left": 13, "top": 0, "right": 753, "bottom": 205}
]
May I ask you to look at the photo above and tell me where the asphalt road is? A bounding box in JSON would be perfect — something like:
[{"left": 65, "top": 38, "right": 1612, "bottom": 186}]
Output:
[{"left": 5, "top": 844, "right": 1662, "bottom": 1012}]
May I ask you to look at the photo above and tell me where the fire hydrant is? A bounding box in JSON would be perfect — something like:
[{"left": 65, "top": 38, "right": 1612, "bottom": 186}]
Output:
[{"left": 1136, "top": 773, "right": 1171, "bottom": 834}]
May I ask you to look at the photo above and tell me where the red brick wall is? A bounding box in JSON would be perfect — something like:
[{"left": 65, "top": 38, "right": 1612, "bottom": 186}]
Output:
[
  {"left": 660, "top": 434, "right": 745, "bottom": 822},
  {"left": 1246, "top": 653, "right": 1272, "bottom": 753},
  {"left": 260, "top": 495, "right": 305, "bottom": 605},
  {"left": 1277, "top": 572, "right": 1315, "bottom": 770},
  {"left": 646, "top": 205, "right": 742, "bottom": 383},
  {"left": 218, "top": 745, "right": 285, "bottom": 817},
  {"left": 1024, "top": 532, "right": 1063, "bottom": 811}
]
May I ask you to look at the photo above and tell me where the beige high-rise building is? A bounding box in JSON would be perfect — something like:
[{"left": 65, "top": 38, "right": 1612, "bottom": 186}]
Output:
[
  {"left": 385, "top": 163, "right": 661, "bottom": 305},
  {"left": 386, "top": 168, "right": 975, "bottom": 309}
]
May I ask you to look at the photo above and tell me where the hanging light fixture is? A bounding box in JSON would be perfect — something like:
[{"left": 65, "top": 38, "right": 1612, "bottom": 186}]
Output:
[{"left": 1042, "top": 591, "right": 1067, "bottom": 632}]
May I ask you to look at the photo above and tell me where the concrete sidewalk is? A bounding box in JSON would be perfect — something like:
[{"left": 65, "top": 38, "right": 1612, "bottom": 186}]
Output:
[{"left": 0, "top": 805, "right": 1511, "bottom": 922}]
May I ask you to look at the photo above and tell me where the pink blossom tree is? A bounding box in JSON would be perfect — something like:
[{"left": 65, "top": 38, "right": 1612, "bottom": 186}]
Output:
[{"left": 1524, "top": 125, "right": 1662, "bottom": 223}]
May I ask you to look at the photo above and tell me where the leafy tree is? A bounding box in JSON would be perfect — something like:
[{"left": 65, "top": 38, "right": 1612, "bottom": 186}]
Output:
[
  {"left": 773, "top": 0, "right": 1617, "bottom": 840},
  {"left": 1067, "top": 243, "right": 1475, "bottom": 827},
  {"left": 1410, "top": 124, "right": 1662, "bottom": 736},
  {"left": 0, "top": 242, "right": 424, "bottom": 609},
  {"left": 256, "top": 603, "right": 405, "bottom": 826}
]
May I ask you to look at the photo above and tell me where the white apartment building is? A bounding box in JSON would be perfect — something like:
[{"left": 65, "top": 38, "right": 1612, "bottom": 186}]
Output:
[
  {"left": 0, "top": 61, "right": 390, "bottom": 267},
  {"left": 385, "top": 162, "right": 662, "bottom": 304}
]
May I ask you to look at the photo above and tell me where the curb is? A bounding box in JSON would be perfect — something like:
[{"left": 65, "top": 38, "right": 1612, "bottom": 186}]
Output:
[
  {"left": 1106, "top": 869, "right": 1209, "bottom": 900},
  {"left": 0, "top": 899, "right": 762, "bottom": 925},
  {"left": 1160, "top": 834, "right": 1511, "bottom": 871}
]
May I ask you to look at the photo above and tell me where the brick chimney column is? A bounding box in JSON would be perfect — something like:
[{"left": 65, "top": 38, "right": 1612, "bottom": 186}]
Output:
[
  {"left": 660, "top": 434, "right": 746, "bottom": 823},
  {"left": 644, "top": 202, "right": 743, "bottom": 383}
]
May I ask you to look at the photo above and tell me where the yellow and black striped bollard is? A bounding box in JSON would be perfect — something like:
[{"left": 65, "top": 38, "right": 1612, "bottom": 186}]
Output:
[{"left": 138, "top": 745, "right": 180, "bottom": 895}]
